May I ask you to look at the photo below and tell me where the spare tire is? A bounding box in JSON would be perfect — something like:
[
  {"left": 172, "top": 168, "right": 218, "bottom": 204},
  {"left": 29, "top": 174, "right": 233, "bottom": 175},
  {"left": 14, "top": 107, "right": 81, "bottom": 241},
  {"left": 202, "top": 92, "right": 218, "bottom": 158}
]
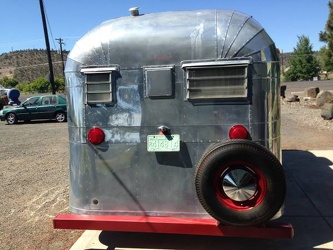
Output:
[{"left": 195, "top": 140, "right": 286, "bottom": 227}]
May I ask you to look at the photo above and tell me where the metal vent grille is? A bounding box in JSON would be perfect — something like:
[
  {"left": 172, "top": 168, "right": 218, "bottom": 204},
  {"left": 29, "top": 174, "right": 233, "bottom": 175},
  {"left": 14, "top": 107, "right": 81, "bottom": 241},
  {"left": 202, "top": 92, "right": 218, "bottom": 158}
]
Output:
[
  {"left": 184, "top": 63, "right": 248, "bottom": 100},
  {"left": 81, "top": 67, "right": 118, "bottom": 104},
  {"left": 85, "top": 73, "right": 112, "bottom": 104}
]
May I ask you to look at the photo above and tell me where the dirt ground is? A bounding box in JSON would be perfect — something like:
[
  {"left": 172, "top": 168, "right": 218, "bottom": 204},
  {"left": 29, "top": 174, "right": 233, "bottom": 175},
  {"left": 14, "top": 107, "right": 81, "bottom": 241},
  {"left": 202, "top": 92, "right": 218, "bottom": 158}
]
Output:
[
  {"left": 0, "top": 121, "right": 82, "bottom": 250},
  {"left": 281, "top": 100, "right": 333, "bottom": 149},
  {"left": 0, "top": 97, "right": 332, "bottom": 250}
]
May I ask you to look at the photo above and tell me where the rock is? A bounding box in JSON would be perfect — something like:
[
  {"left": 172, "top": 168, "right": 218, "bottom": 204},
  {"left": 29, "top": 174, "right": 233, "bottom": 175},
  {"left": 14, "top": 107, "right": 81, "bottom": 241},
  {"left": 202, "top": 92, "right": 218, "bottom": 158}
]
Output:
[
  {"left": 316, "top": 90, "right": 333, "bottom": 107},
  {"left": 321, "top": 103, "right": 333, "bottom": 120},
  {"left": 304, "top": 87, "right": 319, "bottom": 98},
  {"left": 303, "top": 97, "right": 314, "bottom": 101},
  {"left": 286, "top": 95, "right": 300, "bottom": 102}
]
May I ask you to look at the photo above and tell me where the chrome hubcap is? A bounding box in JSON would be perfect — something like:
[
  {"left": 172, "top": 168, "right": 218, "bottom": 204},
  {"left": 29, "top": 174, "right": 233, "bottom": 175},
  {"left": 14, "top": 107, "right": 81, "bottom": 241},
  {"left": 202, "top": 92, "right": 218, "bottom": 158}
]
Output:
[
  {"left": 222, "top": 168, "right": 257, "bottom": 201},
  {"left": 8, "top": 115, "right": 15, "bottom": 123},
  {"left": 57, "top": 113, "right": 65, "bottom": 121}
]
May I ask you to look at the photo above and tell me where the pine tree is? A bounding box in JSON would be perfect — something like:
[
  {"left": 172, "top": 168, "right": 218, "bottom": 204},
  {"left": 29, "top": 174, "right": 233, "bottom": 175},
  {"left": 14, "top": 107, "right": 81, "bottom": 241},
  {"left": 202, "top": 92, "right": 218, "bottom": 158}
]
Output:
[
  {"left": 319, "top": 0, "right": 333, "bottom": 72},
  {"left": 284, "top": 35, "right": 320, "bottom": 81}
]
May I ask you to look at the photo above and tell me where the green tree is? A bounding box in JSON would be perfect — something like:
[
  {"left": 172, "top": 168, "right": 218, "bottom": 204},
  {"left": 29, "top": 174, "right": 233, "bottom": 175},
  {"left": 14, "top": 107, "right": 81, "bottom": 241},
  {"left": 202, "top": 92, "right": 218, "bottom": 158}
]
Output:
[
  {"left": 0, "top": 76, "right": 19, "bottom": 88},
  {"left": 54, "top": 77, "right": 65, "bottom": 92},
  {"left": 319, "top": 0, "right": 333, "bottom": 72},
  {"left": 15, "top": 78, "right": 65, "bottom": 93},
  {"left": 30, "top": 78, "right": 50, "bottom": 93},
  {"left": 15, "top": 82, "right": 32, "bottom": 93},
  {"left": 318, "top": 46, "right": 331, "bottom": 73},
  {"left": 284, "top": 35, "right": 320, "bottom": 81}
]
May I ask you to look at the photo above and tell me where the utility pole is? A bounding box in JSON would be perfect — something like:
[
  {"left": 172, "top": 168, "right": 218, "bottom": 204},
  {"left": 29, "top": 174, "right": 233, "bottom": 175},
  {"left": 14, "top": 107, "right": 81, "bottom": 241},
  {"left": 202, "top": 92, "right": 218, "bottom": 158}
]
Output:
[
  {"left": 281, "top": 49, "right": 284, "bottom": 75},
  {"left": 56, "top": 37, "right": 65, "bottom": 77},
  {"left": 39, "top": 0, "right": 56, "bottom": 94}
]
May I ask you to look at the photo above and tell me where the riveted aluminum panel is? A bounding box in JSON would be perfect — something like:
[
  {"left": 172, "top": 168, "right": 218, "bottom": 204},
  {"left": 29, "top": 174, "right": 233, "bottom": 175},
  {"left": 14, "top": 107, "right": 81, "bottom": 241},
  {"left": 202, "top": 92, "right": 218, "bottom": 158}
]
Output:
[{"left": 65, "top": 9, "right": 281, "bottom": 218}]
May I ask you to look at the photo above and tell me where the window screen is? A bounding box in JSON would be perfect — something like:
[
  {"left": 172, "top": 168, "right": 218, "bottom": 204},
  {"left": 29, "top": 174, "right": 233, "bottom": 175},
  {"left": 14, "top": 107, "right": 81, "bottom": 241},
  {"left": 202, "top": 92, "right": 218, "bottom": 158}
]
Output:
[
  {"left": 183, "top": 61, "right": 249, "bottom": 100},
  {"left": 81, "top": 67, "right": 118, "bottom": 104}
]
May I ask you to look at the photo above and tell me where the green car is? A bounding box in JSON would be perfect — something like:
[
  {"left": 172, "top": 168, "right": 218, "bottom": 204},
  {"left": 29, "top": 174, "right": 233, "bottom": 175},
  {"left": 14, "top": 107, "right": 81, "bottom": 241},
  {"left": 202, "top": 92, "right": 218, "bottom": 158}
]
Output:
[{"left": 0, "top": 94, "right": 67, "bottom": 125}]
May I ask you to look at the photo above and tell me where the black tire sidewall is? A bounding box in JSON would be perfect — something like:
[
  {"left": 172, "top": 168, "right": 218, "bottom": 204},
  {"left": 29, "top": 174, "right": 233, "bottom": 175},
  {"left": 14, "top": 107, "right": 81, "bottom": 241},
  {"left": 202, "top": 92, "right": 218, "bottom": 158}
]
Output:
[{"left": 195, "top": 140, "right": 286, "bottom": 226}]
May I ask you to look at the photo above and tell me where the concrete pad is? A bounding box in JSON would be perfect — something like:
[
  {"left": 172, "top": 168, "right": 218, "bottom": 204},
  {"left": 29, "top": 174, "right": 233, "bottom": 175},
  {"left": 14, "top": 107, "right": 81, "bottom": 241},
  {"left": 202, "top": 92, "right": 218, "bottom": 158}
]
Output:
[
  {"left": 70, "top": 230, "right": 107, "bottom": 250},
  {"left": 71, "top": 218, "right": 333, "bottom": 250},
  {"left": 283, "top": 150, "right": 333, "bottom": 216},
  {"left": 314, "top": 241, "right": 333, "bottom": 249},
  {"left": 326, "top": 217, "right": 333, "bottom": 230},
  {"left": 282, "top": 178, "right": 320, "bottom": 216},
  {"left": 69, "top": 150, "right": 333, "bottom": 250}
]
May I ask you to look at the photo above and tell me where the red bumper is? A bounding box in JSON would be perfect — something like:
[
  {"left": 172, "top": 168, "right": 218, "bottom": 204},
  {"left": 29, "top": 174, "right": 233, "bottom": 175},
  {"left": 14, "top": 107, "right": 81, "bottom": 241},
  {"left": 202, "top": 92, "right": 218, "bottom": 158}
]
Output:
[{"left": 53, "top": 214, "right": 294, "bottom": 239}]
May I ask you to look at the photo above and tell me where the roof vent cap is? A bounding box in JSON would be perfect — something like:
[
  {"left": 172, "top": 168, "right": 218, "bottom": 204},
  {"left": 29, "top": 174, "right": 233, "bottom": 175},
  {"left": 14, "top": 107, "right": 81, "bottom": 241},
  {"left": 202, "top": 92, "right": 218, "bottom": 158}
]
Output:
[{"left": 129, "top": 7, "right": 140, "bottom": 16}]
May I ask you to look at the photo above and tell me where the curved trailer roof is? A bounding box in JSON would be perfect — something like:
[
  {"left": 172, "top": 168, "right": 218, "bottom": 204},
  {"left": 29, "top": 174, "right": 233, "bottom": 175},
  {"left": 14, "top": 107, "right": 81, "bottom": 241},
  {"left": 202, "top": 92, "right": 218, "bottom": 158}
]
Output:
[{"left": 66, "top": 9, "right": 278, "bottom": 70}]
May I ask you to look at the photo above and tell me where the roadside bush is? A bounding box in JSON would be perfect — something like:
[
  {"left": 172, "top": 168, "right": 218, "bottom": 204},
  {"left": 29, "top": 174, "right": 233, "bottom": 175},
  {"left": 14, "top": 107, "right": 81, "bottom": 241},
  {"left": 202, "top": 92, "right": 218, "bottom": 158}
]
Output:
[
  {"left": 0, "top": 76, "right": 19, "bottom": 88},
  {"left": 54, "top": 77, "right": 65, "bottom": 92},
  {"left": 17, "top": 82, "right": 35, "bottom": 93},
  {"left": 30, "top": 78, "right": 50, "bottom": 93},
  {"left": 10, "top": 77, "right": 66, "bottom": 94}
]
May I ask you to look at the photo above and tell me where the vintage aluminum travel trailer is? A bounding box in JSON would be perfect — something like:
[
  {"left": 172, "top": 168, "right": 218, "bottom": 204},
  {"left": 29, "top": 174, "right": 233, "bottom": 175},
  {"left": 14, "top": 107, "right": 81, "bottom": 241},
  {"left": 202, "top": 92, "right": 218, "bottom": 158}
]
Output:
[{"left": 54, "top": 8, "right": 293, "bottom": 238}]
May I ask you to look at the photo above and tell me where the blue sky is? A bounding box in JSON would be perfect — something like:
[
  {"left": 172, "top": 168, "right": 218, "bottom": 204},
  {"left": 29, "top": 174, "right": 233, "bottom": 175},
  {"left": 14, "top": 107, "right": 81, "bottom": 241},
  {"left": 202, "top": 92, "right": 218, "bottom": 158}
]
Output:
[{"left": 0, "top": 0, "right": 330, "bottom": 54}]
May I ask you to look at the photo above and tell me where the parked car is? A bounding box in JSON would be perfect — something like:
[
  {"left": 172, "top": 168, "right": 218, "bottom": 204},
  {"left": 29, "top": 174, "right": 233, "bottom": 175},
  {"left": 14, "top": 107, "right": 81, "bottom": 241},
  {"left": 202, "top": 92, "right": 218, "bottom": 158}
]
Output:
[{"left": 0, "top": 94, "right": 67, "bottom": 125}]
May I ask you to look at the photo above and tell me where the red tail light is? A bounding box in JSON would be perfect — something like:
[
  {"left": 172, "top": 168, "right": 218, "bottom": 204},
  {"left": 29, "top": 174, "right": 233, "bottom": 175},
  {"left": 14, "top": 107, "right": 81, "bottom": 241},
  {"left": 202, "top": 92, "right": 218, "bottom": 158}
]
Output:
[
  {"left": 87, "top": 127, "right": 105, "bottom": 145},
  {"left": 229, "top": 125, "right": 249, "bottom": 139}
]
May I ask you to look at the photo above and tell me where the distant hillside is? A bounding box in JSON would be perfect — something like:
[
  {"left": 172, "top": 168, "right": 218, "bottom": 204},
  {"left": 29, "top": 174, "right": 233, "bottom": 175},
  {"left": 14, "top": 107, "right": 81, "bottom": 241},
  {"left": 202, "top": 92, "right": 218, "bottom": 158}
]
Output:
[
  {"left": 0, "top": 49, "right": 305, "bottom": 84},
  {"left": 0, "top": 49, "right": 68, "bottom": 83}
]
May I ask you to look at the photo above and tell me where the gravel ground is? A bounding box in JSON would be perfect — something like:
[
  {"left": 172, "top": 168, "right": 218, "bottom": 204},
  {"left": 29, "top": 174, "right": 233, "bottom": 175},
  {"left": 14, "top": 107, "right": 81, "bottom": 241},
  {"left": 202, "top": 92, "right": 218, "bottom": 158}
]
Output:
[
  {"left": 0, "top": 121, "right": 82, "bottom": 250},
  {"left": 281, "top": 98, "right": 333, "bottom": 149},
  {"left": 0, "top": 96, "right": 332, "bottom": 250}
]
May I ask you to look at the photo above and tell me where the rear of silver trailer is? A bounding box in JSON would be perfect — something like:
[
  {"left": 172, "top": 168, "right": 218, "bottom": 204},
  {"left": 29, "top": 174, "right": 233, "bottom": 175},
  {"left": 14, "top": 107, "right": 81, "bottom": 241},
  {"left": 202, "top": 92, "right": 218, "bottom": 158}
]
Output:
[{"left": 64, "top": 9, "right": 285, "bottom": 227}]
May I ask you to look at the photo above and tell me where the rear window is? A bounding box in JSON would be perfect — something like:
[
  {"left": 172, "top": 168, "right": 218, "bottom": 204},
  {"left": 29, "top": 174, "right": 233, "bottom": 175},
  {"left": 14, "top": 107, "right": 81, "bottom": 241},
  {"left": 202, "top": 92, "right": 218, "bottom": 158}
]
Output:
[{"left": 57, "top": 95, "right": 67, "bottom": 104}]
